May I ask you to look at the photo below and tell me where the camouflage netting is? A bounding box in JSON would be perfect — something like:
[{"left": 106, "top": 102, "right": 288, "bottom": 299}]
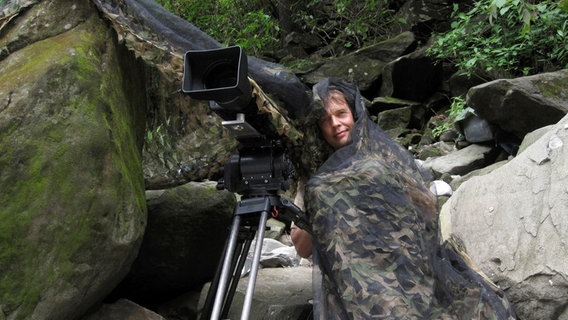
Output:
[{"left": 303, "top": 78, "right": 517, "bottom": 319}]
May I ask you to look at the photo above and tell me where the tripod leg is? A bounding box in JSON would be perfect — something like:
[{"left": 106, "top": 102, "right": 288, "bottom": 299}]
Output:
[
  {"left": 240, "top": 209, "right": 269, "bottom": 320},
  {"left": 199, "top": 232, "right": 231, "bottom": 319},
  {"left": 220, "top": 236, "right": 251, "bottom": 318},
  {"left": 211, "top": 214, "right": 242, "bottom": 320}
]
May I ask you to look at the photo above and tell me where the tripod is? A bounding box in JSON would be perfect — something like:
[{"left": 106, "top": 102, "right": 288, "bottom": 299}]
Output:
[{"left": 199, "top": 194, "right": 308, "bottom": 320}]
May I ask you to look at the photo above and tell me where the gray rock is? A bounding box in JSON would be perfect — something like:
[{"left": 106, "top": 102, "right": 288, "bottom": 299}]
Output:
[
  {"left": 111, "top": 182, "right": 235, "bottom": 304},
  {"left": 83, "top": 299, "right": 165, "bottom": 320},
  {"left": 241, "top": 239, "right": 300, "bottom": 274},
  {"left": 260, "top": 240, "right": 300, "bottom": 268},
  {"left": 429, "top": 180, "right": 453, "bottom": 196},
  {"left": 440, "top": 114, "right": 568, "bottom": 320},
  {"left": 467, "top": 69, "right": 568, "bottom": 139},
  {"left": 518, "top": 124, "right": 554, "bottom": 155},
  {"left": 423, "top": 143, "right": 493, "bottom": 178},
  {"left": 449, "top": 160, "right": 509, "bottom": 191},
  {"left": 415, "top": 141, "right": 456, "bottom": 161},
  {"left": 299, "top": 32, "right": 416, "bottom": 90},
  {"left": 458, "top": 114, "right": 495, "bottom": 143},
  {"left": 265, "top": 218, "right": 286, "bottom": 240},
  {"left": 377, "top": 106, "right": 412, "bottom": 131},
  {"left": 199, "top": 267, "right": 313, "bottom": 320}
]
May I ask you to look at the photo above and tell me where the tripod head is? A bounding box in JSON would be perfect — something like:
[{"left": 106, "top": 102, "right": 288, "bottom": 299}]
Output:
[{"left": 217, "top": 138, "right": 293, "bottom": 197}]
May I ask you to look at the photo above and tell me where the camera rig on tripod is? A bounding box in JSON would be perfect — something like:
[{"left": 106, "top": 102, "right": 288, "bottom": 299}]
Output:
[{"left": 182, "top": 45, "right": 311, "bottom": 320}]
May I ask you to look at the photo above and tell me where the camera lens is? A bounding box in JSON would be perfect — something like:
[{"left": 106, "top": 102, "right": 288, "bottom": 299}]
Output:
[{"left": 203, "top": 63, "right": 238, "bottom": 89}]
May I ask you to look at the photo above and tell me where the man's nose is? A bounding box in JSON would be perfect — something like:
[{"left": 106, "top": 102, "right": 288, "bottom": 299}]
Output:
[{"left": 330, "top": 115, "right": 340, "bottom": 126}]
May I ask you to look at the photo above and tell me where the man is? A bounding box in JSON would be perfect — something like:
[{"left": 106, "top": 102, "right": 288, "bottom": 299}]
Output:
[{"left": 292, "top": 78, "right": 516, "bottom": 319}]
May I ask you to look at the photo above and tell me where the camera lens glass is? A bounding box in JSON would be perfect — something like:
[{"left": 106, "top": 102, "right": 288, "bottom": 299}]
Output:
[{"left": 203, "top": 63, "right": 238, "bottom": 89}]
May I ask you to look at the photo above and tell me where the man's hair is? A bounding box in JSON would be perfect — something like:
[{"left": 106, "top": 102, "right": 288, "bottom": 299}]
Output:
[{"left": 326, "top": 87, "right": 356, "bottom": 119}]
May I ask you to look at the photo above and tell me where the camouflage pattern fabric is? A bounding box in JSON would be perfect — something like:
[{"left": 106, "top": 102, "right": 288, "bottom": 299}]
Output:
[{"left": 303, "top": 78, "right": 516, "bottom": 319}]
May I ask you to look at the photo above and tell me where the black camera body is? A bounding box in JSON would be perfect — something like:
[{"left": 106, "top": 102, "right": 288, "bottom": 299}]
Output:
[
  {"left": 219, "top": 139, "right": 291, "bottom": 196},
  {"left": 182, "top": 46, "right": 293, "bottom": 197}
]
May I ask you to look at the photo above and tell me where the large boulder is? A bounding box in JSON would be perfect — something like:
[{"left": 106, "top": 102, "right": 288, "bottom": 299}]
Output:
[
  {"left": 467, "top": 69, "right": 568, "bottom": 139},
  {"left": 109, "top": 182, "right": 235, "bottom": 305},
  {"left": 440, "top": 114, "right": 568, "bottom": 320},
  {"left": 0, "top": 1, "right": 147, "bottom": 319}
]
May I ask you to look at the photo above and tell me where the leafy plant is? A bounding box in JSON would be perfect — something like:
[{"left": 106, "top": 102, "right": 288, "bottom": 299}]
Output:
[
  {"left": 428, "top": 0, "right": 568, "bottom": 79},
  {"left": 290, "top": 0, "right": 399, "bottom": 52},
  {"left": 562, "top": 0, "right": 568, "bottom": 12},
  {"left": 145, "top": 118, "right": 172, "bottom": 150},
  {"left": 156, "top": 0, "right": 280, "bottom": 56},
  {"left": 431, "top": 96, "right": 471, "bottom": 138},
  {"left": 231, "top": 10, "right": 280, "bottom": 53}
]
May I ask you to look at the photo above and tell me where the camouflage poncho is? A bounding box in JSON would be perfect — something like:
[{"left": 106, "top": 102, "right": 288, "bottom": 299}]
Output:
[{"left": 304, "top": 78, "right": 516, "bottom": 319}]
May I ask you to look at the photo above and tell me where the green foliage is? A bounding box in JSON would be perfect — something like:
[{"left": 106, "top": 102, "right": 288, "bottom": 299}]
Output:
[
  {"left": 561, "top": 0, "right": 568, "bottom": 12},
  {"left": 157, "top": 0, "right": 400, "bottom": 56},
  {"left": 428, "top": 0, "right": 568, "bottom": 79},
  {"left": 145, "top": 120, "right": 172, "bottom": 150},
  {"left": 156, "top": 0, "right": 280, "bottom": 55},
  {"left": 431, "top": 96, "right": 471, "bottom": 138},
  {"left": 290, "top": 0, "right": 399, "bottom": 52}
]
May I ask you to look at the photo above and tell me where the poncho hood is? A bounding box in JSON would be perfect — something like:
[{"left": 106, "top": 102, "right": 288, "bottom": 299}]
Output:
[{"left": 310, "top": 78, "right": 426, "bottom": 181}]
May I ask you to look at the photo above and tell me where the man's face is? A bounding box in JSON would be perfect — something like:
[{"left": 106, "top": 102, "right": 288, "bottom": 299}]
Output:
[{"left": 319, "top": 91, "right": 355, "bottom": 150}]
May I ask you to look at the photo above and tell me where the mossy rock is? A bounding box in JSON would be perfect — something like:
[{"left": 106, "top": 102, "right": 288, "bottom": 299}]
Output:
[{"left": 0, "top": 2, "right": 147, "bottom": 319}]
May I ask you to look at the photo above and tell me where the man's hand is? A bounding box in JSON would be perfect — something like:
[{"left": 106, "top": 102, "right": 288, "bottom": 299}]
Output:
[{"left": 291, "top": 227, "right": 313, "bottom": 258}]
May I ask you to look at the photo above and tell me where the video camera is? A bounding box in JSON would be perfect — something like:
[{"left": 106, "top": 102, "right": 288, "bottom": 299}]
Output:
[
  {"left": 182, "top": 46, "right": 311, "bottom": 320},
  {"left": 181, "top": 46, "right": 293, "bottom": 197}
]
